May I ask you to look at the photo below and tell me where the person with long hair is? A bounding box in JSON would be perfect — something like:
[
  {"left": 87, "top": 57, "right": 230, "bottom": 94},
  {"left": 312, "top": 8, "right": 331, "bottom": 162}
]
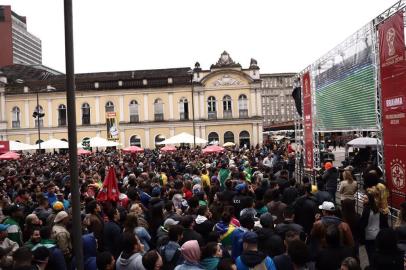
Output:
[{"left": 339, "top": 170, "right": 357, "bottom": 204}]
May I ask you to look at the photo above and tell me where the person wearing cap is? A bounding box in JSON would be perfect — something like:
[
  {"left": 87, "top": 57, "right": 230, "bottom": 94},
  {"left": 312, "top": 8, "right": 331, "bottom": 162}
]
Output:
[
  {"left": 156, "top": 218, "right": 179, "bottom": 247},
  {"left": 51, "top": 211, "right": 72, "bottom": 259},
  {"left": 3, "top": 204, "right": 24, "bottom": 246},
  {"left": 322, "top": 162, "right": 339, "bottom": 203},
  {"left": 310, "top": 201, "right": 354, "bottom": 256},
  {"left": 56, "top": 191, "right": 70, "bottom": 210},
  {"left": 0, "top": 224, "right": 18, "bottom": 267},
  {"left": 232, "top": 183, "right": 252, "bottom": 219},
  {"left": 235, "top": 231, "right": 276, "bottom": 270}
]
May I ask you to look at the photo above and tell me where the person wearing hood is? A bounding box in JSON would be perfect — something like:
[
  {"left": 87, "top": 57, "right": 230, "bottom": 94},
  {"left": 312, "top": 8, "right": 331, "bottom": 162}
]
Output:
[
  {"left": 71, "top": 233, "right": 97, "bottom": 270},
  {"left": 322, "top": 162, "right": 339, "bottom": 203},
  {"left": 116, "top": 232, "right": 145, "bottom": 270},
  {"left": 200, "top": 242, "right": 223, "bottom": 270},
  {"left": 174, "top": 240, "right": 204, "bottom": 270},
  {"left": 235, "top": 232, "right": 276, "bottom": 270},
  {"left": 194, "top": 206, "right": 214, "bottom": 242}
]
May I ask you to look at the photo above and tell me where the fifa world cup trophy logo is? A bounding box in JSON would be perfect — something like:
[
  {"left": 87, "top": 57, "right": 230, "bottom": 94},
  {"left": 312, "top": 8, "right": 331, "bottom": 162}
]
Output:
[{"left": 386, "top": 27, "right": 396, "bottom": 57}]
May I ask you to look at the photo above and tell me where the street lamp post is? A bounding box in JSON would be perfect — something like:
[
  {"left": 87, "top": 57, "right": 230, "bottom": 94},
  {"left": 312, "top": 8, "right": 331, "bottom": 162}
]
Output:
[{"left": 32, "top": 86, "right": 54, "bottom": 151}]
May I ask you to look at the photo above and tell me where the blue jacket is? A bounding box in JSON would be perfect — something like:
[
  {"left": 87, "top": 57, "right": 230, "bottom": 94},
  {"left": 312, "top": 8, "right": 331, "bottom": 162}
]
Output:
[
  {"left": 231, "top": 227, "right": 248, "bottom": 260},
  {"left": 236, "top": 251, "right": 276, "bottom": 270},
  {"left": 72, "top": 233, "right": 97, "bottom": 270}
]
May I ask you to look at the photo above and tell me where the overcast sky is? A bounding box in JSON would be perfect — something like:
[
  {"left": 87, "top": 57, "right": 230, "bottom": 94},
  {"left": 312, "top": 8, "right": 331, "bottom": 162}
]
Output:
[{"left": 0, "top": 0, "right": 397, "bottom": 74}]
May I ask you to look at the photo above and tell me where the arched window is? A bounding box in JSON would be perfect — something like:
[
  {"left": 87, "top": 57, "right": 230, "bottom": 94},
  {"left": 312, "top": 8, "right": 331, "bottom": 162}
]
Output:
[
  {"left": 58, "top": 104, "right": 67, "bottom": 126},
  {"left": 154, "top": 99, "right": 164, "bottom": 121},
  {"left": 12, "top": 106, "right": 20, "bottom": 128},
  {"left": 224, "top": 131, "right": 235, "bottom": 143},
  {"left": 238, "top": 94, "right": 248, "bottom": 118},
  {"left": 81, "top": 103, "right": 90, "bottom": 125},
  {"left": 105, "top": 101, "right": 114, "bottom": 113},
  {"left": 208, "top": 132, "right": 219, "bottom": 144},
  {"left": 129, "top": 100, "right": 139, "bottom": 123},
  {"left": 179, "top": 98, "right": 189, "bottom": 120},
  {"left": 239, "top": 131, "right": 250, "bottom": 148},
  {"left": 155, "top": 134, "right": 165, "bottom": 145},
  {"left": 34, "top": 105, "right": 44, "bottom": 128},
  {"left": 223, "top": 95, "right": 232, "bottom": 119},
  {"left": 207, "top": 96, "right": 217, "bottom": 119},
  {"left": 130, "top": 135, "right": 141, "bottom": 147}
]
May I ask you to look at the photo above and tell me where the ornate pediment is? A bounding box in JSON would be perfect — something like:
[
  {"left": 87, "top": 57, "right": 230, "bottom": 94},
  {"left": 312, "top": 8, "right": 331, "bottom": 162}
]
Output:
[
  {"left": 213, "top": 74, "right": 241, "bottom": 86},
  {"left": 210, "top": 51, "right": 242, "bottom": 69}
]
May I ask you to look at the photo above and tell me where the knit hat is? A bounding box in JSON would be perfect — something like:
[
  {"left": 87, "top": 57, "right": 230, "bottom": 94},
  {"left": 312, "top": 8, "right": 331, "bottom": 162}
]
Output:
[
  {"left": 180, "top": 240, "right": 201, "bottom": 263},
  {"left": 53, "top": 201, "right": 64, "bottom": 211},
  {"left": 324, "top": 162, "right": 333, "bottom": 170}
]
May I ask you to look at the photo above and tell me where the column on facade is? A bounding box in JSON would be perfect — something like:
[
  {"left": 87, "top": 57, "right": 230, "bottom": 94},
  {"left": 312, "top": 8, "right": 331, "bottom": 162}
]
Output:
[
  {"left": 200, "top": 125, "right": 206, "bottom": 140},
  {"left": 253, "top": 124, "right": 258, "bottom": 146},
  {"left": 119, "top": 96, "right": 124, "bottom": 122},
  {"left": 169, "top": 93, "right": 174, "bottom": 120},
  {"left": 250, "top": 89, "right": 256, "bottom": 117},
  {"left": 199, "top": 92, "right": 204, "bottom": 120},
  {"left": 170, "top": 127, "right": 175, "bottom": 137},
  {"left": 47, "top": 99, "right": 52, "bottom": 127},
  {"left": 95, "top": 96, "right": 100, "bottom": 124},
  {"left": 25, "top": 134, "right": 30, "bottom": 144},
  {"left": 145, "top": 128, "right": 150, "bottom": 148},
  {"left": 143, "top": 94, "right": 149, "bottom": 121},
  {"left": 120, "top": 131, "right": 125, "bottom": 146},
  {"left": 24, "top": 100, "right": 29, "bottom": 128},
  {"left": 193, "top": 91, "right": 199, "bottom": 120},
  {"left": 0, "top": 89, "right": 5, "bottom": 121},
  {"left": 258, "top": 123, "right": 263, "bottom": 145},
  {"left": 256, "top": 89, "right": 262, "bottom": 116}
]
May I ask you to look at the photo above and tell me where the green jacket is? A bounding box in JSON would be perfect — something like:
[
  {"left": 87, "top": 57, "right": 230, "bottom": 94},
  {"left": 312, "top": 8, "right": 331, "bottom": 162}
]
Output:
[{"left": 3, "top": 217, "right": 22, "bottom": 246}]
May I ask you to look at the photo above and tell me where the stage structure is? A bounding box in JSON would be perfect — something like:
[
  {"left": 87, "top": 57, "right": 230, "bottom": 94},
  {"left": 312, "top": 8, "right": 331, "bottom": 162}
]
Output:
[{"left": 295, "top": 0, "right": 406, "bottom": 209}]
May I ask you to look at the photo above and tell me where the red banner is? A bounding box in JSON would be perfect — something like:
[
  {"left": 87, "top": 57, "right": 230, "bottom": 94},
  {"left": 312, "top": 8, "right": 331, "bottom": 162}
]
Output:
[
  {"left": 379, "top": 11, "right": 406, "bottom": 208},
  {"left": 0, "top": 141, "right": 10, "bottom": 154},
  {"left": 302, "top": 72, "right": 313, "bottom": 169}
]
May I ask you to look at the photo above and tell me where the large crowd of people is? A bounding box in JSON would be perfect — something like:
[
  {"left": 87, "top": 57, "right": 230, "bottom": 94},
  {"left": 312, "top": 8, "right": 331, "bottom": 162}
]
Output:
[{"left": 0, "top": 143, "right": 403, "bottom": 270}]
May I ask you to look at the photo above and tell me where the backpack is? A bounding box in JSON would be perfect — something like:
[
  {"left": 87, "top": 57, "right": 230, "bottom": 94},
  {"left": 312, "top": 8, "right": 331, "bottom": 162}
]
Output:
[
  {"left": 159, "top": 244, "right": 181, "bottom": 270},
  {"left": 236, "top": 257, "right": 271, "bottom": 270}
]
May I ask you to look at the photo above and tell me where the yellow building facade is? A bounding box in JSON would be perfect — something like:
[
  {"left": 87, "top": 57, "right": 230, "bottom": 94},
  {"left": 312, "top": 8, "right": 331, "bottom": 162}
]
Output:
[{"left": 0, "top": 52, "right": 263, "bottom": 148}]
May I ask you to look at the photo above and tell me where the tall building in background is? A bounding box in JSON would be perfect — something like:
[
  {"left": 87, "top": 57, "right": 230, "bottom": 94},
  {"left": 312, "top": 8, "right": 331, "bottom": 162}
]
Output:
[
  {"left": 0, "top": 5, "right": 42, "bottom": 67},
  {"left": 260, "top": 73, "right": 296, "bottom": 130}
]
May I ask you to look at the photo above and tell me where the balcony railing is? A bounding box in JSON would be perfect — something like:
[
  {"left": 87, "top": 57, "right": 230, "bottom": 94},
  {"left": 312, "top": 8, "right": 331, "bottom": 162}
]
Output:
[
  {"left": 180, "top": 112, "right": 189, "bottom": 120},
  {"left": 130, "top": 115, "right": 140, "bottom": 123},
  {"left": 58, "top": 119, "right": 67, "bottom": 126},
  {"left": 82, "top": 117, "right": 90, "bottom": 125},
  {"left": 12, "top": 121, "right": 20, "bottom": 128},
  {"left": 208, "top": 111, "right": 217, "bottom": 120},
  {"left": 154, "top": 113, "right": 164, "bottom": 121},
  {"left": 239, "top": 109, "right": 249, "bottom": 118},
  {"left": 223, "top": 110, "right": 233, "bottom": 119}
]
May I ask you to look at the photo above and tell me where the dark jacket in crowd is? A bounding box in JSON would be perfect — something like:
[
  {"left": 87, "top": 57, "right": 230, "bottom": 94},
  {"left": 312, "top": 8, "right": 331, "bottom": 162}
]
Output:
[
  {"left": 255, "top": 227, "right": 285, "bottom": 258},
  {"left": 315, "top": 246, "right": 354, "bottom": 270},
  {"left": 275, "top": 220, "right": 305, "bottom": 240},
  {"left": 235, "top": 250, "right": 276, "bottom": 270},
  {"left": 103, "top": 220, "right": 122, "bottom": 258},
  {"left": 179, "top": 228, "right": 203, "bottom": 246},
  {"left": 71, "top": 233, "right": 97, "bottom": 270},
  {"left": 293, "top": 194, "right": 318, "bottom": 234},
  {"left": 323, "top": 167, "right": 339, "bottom": 191}
]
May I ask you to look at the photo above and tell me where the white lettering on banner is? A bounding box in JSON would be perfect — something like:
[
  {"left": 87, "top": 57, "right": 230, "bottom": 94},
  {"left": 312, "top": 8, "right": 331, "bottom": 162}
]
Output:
[
  {"left": 385, "top": 113, "right": 405, "bottom": 120},
  {"left": 305, "top": 115, "right": 311, "bottom": 120},
  {"left": 386, "top": 97, "right": 403, "bottom": 107},
  {"left": 0, "top": 145, "right": 4, "bottom": 148}
]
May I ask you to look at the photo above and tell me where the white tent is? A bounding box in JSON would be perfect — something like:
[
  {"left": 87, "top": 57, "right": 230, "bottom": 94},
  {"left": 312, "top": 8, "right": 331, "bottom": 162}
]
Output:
[
  {"left": 157, "top": 132, "right": 207, "bottom": 145},
  {"left": 34, "top": 139, "right": 69, "bottom": 149},
  {"left": 346, "top": 137, "right": 381, "bottom": 148},
  {"left": 78, "top": 136, "right": 119, "bottom": 148},
  {"left": 9, "top": 141, "right": 36, "bottom": 151}
]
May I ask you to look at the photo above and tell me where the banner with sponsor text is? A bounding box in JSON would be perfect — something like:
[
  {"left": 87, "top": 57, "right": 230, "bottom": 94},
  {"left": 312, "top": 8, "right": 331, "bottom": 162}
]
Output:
[
  {"left": 378, "top": 11, "right": 406, "bottom": 207},
  {"left": 302, "top": 72, "right": 314, "bottom": 169}
]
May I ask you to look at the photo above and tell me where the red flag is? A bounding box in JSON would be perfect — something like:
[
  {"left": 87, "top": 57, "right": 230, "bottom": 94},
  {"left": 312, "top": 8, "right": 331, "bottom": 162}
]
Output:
[{"left": 97, "top": 166, "right": 120, "bottom": 202}]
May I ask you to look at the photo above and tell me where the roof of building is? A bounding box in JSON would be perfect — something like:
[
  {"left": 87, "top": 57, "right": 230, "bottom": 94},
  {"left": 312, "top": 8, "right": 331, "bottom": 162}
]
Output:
[
  {"left": 2, "top": 64, "right": 192, "bottom": 94},
  {"left": 260, "top": 73, "right": 296, "bottom": 77}
]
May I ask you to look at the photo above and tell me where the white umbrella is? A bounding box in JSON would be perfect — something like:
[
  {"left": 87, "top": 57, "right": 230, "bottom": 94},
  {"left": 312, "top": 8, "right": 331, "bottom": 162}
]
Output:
[
  {"left": 347, "top": 137, "right": 381, "bottom": 148},
  {"left": 9, "top": 141, "right": 36, "bottom": 151},
  {"left": 34, "top": 139, "right": 69, "bottom": 149},
  {"left": 79, "top": 136, "right": 119, "bottom": 148},
  {"left": 157, "top": 132, "right": 207, "bottom": 145}
]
